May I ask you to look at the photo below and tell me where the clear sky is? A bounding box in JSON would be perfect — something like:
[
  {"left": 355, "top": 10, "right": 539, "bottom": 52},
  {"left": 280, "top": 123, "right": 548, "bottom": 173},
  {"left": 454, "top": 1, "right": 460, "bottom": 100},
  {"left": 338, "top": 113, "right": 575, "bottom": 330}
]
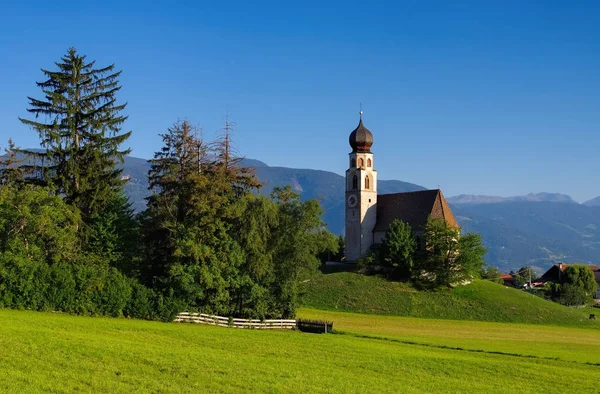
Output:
[{"left": 1, "top": 1, "right": 598, "bottom": 202}]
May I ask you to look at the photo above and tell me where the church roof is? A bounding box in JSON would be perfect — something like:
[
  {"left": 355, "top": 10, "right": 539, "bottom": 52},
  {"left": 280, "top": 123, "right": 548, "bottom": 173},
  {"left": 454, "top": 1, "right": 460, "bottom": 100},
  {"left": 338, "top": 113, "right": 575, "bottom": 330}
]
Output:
[{"left": 374, "top": 189, "right": 458, "bottom": 233}]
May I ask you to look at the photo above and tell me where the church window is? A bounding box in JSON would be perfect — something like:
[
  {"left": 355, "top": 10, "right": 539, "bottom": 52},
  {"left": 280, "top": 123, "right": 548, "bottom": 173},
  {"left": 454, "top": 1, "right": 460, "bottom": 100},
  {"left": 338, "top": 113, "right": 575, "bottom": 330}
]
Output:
[
  {"left": 358, "top": 158, "right": 364, "bottom": 167},
  {"left": 351, "top": 158, "right": 356, "bottom": 167},
  {"left": 365, "top": 175, "right": 370, "bottom": 189},
  {"left": 367, "top": 158, "right": 372, "bottom": 167},
  {"left": 352, "top": 175, "right": 358, "bottom": 190}
]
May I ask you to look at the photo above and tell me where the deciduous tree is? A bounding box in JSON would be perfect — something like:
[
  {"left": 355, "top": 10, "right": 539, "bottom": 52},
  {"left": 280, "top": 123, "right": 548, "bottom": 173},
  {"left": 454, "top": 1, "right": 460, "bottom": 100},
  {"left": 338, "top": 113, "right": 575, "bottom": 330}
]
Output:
[{"left": 380, "top": 219, "right": 417, "bottom": 278}]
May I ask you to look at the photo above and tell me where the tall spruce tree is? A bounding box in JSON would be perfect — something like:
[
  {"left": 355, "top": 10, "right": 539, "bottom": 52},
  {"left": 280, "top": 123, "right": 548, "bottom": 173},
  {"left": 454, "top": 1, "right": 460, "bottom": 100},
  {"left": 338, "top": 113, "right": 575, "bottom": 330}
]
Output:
[{"left": 19, "top": 47, "right": 131, "bottom": 221}]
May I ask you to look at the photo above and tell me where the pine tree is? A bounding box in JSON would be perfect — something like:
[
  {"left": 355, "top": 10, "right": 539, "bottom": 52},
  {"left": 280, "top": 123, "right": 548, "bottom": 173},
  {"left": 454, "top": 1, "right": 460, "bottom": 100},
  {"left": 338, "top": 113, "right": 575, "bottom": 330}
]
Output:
[{"left": 19, "top": 47, "right": 131, "bottom": 221}]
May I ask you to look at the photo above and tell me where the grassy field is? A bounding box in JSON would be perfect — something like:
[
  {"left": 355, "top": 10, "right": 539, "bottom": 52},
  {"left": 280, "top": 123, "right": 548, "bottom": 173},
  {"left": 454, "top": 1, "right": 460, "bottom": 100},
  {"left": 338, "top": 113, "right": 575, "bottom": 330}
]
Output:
[
  {"left": 301, "top": 272, "right": 598, "bottom": 326},
  {"left": 298, "top": 307, "right": 600, "bottom": 364},
  {"left": 2, "top": 309, "right": 600, "bottom": 393}
]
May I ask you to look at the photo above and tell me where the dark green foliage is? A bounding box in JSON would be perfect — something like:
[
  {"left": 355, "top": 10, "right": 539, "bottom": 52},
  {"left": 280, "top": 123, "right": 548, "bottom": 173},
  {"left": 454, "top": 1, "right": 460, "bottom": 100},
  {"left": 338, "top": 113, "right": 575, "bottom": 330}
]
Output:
[
  {"left": 86, "top": 191, "right": 139, "bottom": 271},
  {"left": 19, "top": 47, "right": 131, "bottom": 222},
  {"left": 0, "top": 253, "right": 177, "bottom": 320},
  {"left": 362, "top": 217, "right": 487, "bottom": 288},
  {"left": 139, "top": 121, "right": 334, "bottom": 319},
  {"left": 545, "top": 264, "right": 597, "bottom": 306},
  {"left": 0, "top": 184, "right": 81, "bottom": 264},
  {"left": 141, "top": 120, "right": 245, "bottom": 314},
  {"left": 0, "top": 255, "right": 129, "bottom": 317},
  {"left": 415, "top": 218, "right": 487, "bottom": 288},
  {"left": 555, "top": 283, "right": 589, "bottom": 307},
  {"left": 562, "top": 265, "right": 597, "bottom": 297},
  {"left": 318, "top": 235, "right": 343, "bottom": 263},
  {"left": 481, "top": 265, "right": 503, "bottom": 284},
  {"left": 380, "top": 219, "right": 417, "bottom": 278},
  {"left": 455, "top": 233, "right": 488, "bottom": 281},
  {"left": 269, "top": 186, "right": 336, "bottom": 318},
  {"left": 0, "top": 49, "right": 336, "bottom": 321},
  {"left": 512, "top": 266, "right": 534, "bottom": 288}
]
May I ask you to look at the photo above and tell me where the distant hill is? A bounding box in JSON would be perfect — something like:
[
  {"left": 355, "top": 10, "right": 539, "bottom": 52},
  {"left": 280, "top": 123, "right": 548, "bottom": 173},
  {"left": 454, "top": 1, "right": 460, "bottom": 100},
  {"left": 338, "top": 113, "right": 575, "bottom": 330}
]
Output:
[
  {"left": 448, "top": 193, "right": 578, "bottom": 204},
  {"left": 451, "top": 202, "right": 600, "bottom": 272},
  {"left": 119, "top": 157, "right": 425, "bottom": 234},
  {"left": 12, "top": 153, "right": 600, "bottom": 272},
  {"left": 119, "top": 156, "right": 600, "bottom": 271},
  {"left": 584, "top": 196, "right": 600, "bottom": 207},
  {"left": 120, "top": 156, "right": 271, "bottom": 212},
  {"left": 301, "top": 272, "right": 598, "bottom": 326}
]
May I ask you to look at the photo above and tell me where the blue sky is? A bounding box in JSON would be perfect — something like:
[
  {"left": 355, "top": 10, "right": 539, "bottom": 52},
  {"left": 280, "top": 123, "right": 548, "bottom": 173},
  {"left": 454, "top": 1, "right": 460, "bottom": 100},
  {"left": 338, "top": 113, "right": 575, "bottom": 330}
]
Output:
[{"left": 1, "top": 1, "right": 598, "bottom": 201}]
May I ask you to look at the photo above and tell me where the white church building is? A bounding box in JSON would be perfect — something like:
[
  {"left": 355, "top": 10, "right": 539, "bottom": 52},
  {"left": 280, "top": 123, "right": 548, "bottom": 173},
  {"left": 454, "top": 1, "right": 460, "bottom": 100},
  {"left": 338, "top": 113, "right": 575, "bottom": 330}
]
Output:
[{"left": 344, "top": 114, "right": 458, "bottom": 262}]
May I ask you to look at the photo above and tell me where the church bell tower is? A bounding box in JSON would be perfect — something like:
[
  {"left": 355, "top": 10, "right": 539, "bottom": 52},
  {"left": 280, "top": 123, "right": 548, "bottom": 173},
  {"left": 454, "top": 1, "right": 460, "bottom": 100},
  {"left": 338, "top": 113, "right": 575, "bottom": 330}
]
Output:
[{"left": 345, "top": 112, "right": 377, "bottom": 262}]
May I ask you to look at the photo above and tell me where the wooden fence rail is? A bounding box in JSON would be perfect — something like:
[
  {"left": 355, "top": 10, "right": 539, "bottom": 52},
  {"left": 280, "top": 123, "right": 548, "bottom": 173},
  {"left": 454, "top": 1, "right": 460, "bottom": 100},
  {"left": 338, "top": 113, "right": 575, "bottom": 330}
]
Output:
[{"left": 175, "top": 312, "right": 297, "bottom": 329}]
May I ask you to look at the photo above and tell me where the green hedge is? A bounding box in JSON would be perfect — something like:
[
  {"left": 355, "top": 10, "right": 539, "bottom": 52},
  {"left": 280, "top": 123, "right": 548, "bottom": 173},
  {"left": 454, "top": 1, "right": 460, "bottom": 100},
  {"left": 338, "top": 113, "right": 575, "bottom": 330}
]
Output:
[{"left": 0, "top": 254, "right": 181, "bottom": 321}]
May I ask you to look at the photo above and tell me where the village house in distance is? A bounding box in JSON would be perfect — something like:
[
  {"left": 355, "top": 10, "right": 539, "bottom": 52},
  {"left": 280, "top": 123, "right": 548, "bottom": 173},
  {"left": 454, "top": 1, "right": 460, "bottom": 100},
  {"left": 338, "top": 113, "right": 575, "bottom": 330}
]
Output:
[{"left": 345, "top": 113, "right": 458, "bottom": 262}]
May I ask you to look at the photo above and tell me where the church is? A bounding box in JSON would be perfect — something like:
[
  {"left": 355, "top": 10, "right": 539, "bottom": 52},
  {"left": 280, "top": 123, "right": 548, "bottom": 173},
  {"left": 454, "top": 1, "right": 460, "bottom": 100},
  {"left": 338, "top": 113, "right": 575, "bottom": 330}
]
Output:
[{"left": 345, "top": 114, "right": 459, "bottom": 262}]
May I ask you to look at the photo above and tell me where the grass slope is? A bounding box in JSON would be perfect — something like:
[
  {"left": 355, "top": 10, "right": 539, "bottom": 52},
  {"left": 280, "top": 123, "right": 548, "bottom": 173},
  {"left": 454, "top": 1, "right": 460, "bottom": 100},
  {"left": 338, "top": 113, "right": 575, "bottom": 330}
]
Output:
[
  {"left": 2, "top": 309, "right": 600, "bottom": 393},
  {"left": 301, "top": 273, "right": 598, "bottom": 326}
]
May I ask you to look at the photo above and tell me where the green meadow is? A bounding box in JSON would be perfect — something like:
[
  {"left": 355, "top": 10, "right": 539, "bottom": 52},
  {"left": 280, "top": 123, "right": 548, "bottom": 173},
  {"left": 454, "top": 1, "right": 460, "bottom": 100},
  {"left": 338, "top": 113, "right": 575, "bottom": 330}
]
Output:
[
  {"left": 2, "top": 308, "right": 600, "bottom": 393},
  {"left": 298, "top": 307, "right": 600, "bottom": 364}
]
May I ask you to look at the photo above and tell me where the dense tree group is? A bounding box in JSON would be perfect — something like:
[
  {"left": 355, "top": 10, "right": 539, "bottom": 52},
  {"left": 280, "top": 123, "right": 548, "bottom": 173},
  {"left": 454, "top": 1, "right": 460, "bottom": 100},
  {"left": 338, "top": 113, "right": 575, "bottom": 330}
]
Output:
[
  {"left": 0, "top": 48, "right": 337, "bottom": 320},
  {"left": 360, "top": 218, "right": 487, "bottom": 288},
  {"left": 547, "top": 265, "right": 597, "bottom": 306}
]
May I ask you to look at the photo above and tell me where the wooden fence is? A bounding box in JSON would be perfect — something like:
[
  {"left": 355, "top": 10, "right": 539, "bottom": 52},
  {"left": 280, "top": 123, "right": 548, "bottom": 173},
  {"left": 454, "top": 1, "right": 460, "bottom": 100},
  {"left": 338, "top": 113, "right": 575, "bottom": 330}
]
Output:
[{"left": 175, "top": 312, "right": 297, "bottom": 329}]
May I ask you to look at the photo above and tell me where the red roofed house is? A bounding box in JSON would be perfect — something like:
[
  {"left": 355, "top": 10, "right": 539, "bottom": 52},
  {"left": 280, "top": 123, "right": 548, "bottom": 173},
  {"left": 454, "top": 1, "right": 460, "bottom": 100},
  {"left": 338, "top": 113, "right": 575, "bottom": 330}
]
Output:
[
  {"left": 539, "top": 263, "right": 600, "bottom": 298},
  {"left": 344, "top": 114, "right": 459, "bottom": 262},
  {"left": 500, "top": 273, "right": 516, "bottom": 287}
]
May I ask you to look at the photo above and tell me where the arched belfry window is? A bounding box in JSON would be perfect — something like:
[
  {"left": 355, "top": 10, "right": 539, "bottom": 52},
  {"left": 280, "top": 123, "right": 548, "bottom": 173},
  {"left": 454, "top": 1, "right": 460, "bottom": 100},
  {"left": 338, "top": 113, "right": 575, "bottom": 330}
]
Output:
[
  {"left": 367, "top": 158, "right": 372, "bottom": 167},
  {"left": 365, "top": 175, "right": 370, "bottom": 189},
  {"left": 358, "top": 158, "right": 364, "bottom": 168},
  {"left": 351, "top": 158, "right": 356, "bottom": 168},
  {"left": 352, "top": 175, "right": 358, "bottom": 190}
]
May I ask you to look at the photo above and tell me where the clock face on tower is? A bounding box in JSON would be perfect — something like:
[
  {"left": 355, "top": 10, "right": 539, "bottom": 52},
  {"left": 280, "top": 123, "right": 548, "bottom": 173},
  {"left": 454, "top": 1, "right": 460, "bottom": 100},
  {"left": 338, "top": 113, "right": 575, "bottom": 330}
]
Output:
[{"left": 347, "top": 194, "right": 358, "bottom": 208}]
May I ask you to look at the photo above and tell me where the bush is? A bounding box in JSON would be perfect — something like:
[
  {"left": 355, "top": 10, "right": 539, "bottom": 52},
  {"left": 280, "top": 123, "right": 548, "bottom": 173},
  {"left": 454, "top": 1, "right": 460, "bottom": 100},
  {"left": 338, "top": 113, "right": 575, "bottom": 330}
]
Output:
[
  {"left": 0, "top": 256, "right": 163, "bottom": 318},
  {"left": 123, "top": 283, "right": 184, "bottom": 322},
  {"left": 557, "top": 284, "right": 589, "bottom": 307}
]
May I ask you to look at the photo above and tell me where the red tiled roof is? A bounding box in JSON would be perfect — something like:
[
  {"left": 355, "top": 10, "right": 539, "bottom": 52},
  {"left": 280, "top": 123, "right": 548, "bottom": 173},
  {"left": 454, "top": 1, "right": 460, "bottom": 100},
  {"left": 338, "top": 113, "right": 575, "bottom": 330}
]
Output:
[
  {"left": 541, "top": 263, "right": 600, "bottom": 282},
  {"left": 500, "top": 274, "right": 513, "bottom": 279},
  {"left": 374, "top": 189, "right": 458, "bottom": 233}
]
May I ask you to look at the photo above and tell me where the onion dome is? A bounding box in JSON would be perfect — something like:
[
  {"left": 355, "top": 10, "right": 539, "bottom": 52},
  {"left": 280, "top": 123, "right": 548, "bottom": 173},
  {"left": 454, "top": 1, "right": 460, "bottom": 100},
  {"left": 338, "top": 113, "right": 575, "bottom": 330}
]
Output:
[{"left": 349, "top": 112, "right": 373, "bottom": 153}]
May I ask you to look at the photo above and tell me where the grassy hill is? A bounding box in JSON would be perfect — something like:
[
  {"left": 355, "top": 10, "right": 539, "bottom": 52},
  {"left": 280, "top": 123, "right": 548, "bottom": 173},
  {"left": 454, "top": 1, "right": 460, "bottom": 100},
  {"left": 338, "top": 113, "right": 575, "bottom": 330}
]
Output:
[
  {"left": 2, "top": 309, "right": 600, "bottom": 393},
  {"left": 301, "top": 272, "right": 598, "bottom": 327}
]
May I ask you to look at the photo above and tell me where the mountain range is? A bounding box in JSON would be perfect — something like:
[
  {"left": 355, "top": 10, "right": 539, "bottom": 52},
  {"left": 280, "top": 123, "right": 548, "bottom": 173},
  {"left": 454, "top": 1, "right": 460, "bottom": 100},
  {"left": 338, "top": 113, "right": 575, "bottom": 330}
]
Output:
[
  {"left": 447, "top": 193, "right": 578, "bottom": 205},
  {"left": 583, "top": 196, "right": 600, "bottom": 207},
  {"left": 116, "top": 156, "right": 600, "bottom": 273}
]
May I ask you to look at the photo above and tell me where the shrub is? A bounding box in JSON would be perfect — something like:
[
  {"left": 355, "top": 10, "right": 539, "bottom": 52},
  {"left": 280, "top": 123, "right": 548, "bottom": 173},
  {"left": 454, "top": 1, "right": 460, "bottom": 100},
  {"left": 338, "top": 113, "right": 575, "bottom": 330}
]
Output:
[{"left": 0, "top": 256, "right": 138, "bottom": 317}]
